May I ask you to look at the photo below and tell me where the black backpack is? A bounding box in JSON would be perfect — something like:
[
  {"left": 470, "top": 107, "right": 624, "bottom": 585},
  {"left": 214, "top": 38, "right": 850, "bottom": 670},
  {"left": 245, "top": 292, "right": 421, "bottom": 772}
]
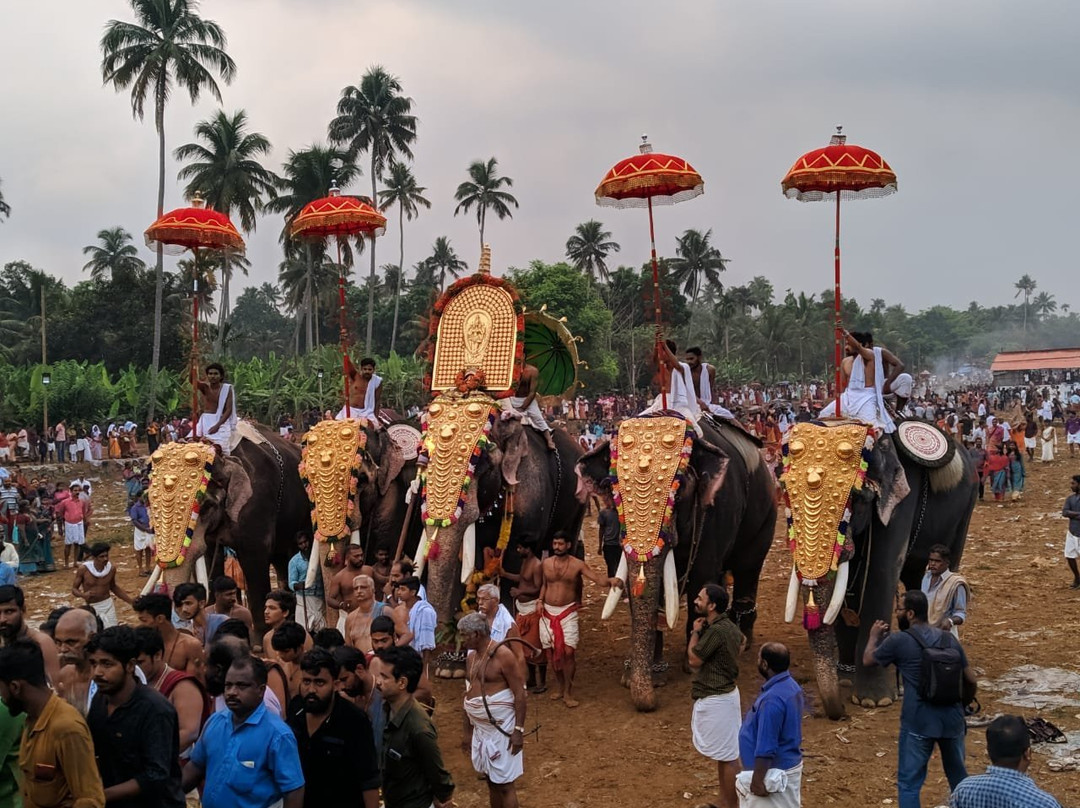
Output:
[{"left": 906, "top": 629, "right": 965, "bottom": 706}]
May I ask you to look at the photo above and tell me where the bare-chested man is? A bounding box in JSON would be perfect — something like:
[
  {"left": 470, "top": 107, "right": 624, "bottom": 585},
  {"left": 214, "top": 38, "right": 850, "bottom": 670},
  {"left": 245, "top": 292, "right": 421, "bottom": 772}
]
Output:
[
  {"left": 500, "top": 537, "right": 547, "bottom": 692},
  {"left": 195, "top": 362, "right": 236, "bottom": 454},
  {"left": 685, "top": 346, "right": 736, "bottom": 419},
  {"left": 328, "top": 544, "right": 374, "bottom": 630},
  {"left": 476, "top": 583, "right": 525, "bottom": 678},
  {"left": 459, "top": 612, "right": 526, "bottom": 808},
  {"left": 338, "top": 356, "right": 383, "bottom": 423},
  {"left": 344, "top": 574, "right": 389, "bottom": 654},
  {"left": 71, "top": 543, "right": 134, "bottom": 629},
  {"left": 133, "top": 593, "right": 204, "bottom": 676},
  {"left": 538, "top": 531, "right": 619, "bottom": 707},
  {"left": 371, "top": 547, "right": 392, "bottom": 595},
  {"left": 501, "top": 363, "right": 556, "bottom": 450},
  {"left": 205, "top": 575, "right": 254, "bottom": 637},
  {"left": 261, "top": 589, "right": 312, "bottom": 660},
  {"left": 53, "top": 608, "right": 98, "bottom": 714}
]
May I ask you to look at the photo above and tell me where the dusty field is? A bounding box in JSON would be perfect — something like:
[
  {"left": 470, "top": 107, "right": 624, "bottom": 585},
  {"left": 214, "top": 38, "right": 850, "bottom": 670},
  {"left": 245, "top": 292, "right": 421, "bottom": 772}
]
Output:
[{"left": 16, "top": 445, "right": 1080, "bottom": 808}]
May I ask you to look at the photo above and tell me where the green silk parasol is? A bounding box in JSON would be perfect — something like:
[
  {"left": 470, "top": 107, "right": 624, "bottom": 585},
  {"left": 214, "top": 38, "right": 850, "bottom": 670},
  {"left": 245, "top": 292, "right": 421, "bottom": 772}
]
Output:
[{"left": 523, "top": 309, "right": 581, "bottom": 398}]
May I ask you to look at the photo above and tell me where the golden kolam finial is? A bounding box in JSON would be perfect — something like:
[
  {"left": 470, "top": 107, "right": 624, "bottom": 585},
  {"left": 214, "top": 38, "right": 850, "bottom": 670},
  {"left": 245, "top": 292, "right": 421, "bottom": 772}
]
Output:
[{"left": 478, "top": 243, "right": 491, "bottom": 275}]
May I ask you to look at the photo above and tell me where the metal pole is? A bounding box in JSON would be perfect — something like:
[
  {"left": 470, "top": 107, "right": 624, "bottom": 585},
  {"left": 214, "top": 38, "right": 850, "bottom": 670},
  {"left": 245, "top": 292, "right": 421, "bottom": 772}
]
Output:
[
  {"left": 833, "top": 192, "right": 842, "bottom": 416},
  {"left": 40, "top": 286, "right": 49, "bottom": 438},
  {"left": 647, "top": 197, "right": 668, "bottom": 410}
]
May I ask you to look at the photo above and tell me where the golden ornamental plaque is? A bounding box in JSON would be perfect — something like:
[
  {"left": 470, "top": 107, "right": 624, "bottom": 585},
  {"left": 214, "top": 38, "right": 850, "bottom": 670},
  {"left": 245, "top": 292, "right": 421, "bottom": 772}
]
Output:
[
  {"left": 300, "top": 418, "right": 367, "bottom": 542},
  {"left": 148, "top": 442, "right": 217, "bottom": 568},
  {"left": 420, "top": 393, "right": 497, "bottom": 525}
]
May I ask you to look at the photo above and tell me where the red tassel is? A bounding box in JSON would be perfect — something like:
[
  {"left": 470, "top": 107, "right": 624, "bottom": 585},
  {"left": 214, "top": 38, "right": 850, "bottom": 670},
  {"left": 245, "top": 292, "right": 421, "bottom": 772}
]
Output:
[
  {"left": 427, "top": 542, "right": 441, "bottom": 561},
  {"left": 803, "top": 589, "right": 821, "bottom": 630},
  {"left": 631, "top": 565, "right": 646, "bottom": 598}
]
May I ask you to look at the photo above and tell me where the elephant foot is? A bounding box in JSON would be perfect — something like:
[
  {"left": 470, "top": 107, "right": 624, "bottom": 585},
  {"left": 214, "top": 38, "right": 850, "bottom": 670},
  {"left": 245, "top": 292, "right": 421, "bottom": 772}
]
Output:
[
  {"left": 876, "top": 696, "right": 895, "bottom": 707},
  {"left": 433, "top": 651, "right": 467, "bottom": 680},
  {"left": 859, "top": 697, "right": 877, "bottom": 708}
]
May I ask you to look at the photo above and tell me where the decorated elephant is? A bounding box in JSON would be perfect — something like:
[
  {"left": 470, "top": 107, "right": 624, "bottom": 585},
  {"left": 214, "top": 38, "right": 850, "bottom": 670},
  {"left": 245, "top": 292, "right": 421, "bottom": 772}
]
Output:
[
  {"left": 576, "top": 413, "right": 778, "bottom": 711},
  {"left": 142, "top": 426, "right": 311, "bottom": 634},
  {"left": 299, "top": 418, "right": 415, "bottom": 627},
  {"left": 781, "top": 420, "right": 976, "bottom": 719},
  {"left": 415, "top": 391, "right": 586, "bottom": 630}
]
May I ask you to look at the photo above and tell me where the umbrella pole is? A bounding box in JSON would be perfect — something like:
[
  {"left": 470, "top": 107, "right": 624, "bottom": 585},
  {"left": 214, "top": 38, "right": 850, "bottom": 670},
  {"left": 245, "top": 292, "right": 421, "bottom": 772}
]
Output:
[
  {"left": 192, "top": 247, "right": 200, "bottom": 437},
  {"left": 337, "top": 237, "right": 350, "bottom": 420},
  {"left": 647, "top": 197, "right": 668, "bottom": 410},
  {"left": 833, "top": 193, "right": 842, "bottom": 416}
]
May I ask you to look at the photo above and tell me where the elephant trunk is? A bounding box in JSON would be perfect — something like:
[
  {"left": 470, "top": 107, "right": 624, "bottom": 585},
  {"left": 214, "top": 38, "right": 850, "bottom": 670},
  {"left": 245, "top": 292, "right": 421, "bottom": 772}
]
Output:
[
  {"left": 805, "top": 580, "right": 846, "bottom": 720},
  {"left": 627, "top": 556, "right": 662, "bottom": 712}
]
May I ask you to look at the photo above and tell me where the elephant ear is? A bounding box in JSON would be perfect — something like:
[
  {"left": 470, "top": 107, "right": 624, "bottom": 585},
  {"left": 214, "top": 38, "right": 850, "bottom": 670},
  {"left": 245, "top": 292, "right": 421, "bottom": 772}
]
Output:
[
  {"left": 371, "top": 431, "right": 405, "bottom": 496},
  {"left": 216, "top": 455, "right": 254, "bottom": 527},
  {"left": 867, "top": 435, "right": 911, "bottom": 526},
  {"left": 575, "top": 439, "right": 612, "bottom": 500},
  {"left": 499, "top": 419, "right": 531, "bottom": 488},
  {"left": 690, "top": 436, "right": 730, "bottom": 508}
]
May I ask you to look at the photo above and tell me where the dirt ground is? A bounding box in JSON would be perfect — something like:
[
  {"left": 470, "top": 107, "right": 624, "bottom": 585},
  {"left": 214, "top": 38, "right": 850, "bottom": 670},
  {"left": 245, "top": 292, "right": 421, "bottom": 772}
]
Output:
[{"left": 15, "top": 444, "right": 1080, "bottom": 808}]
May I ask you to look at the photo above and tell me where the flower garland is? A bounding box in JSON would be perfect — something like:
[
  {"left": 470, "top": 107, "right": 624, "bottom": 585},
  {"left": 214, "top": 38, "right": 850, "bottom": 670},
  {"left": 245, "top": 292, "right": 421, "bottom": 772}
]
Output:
[
  {"left": 422, "top": 272, "right": 526, "bottom": 398},
  {"left": 455, "top": 368, "right": 487, "bottom": 393},
  {"left": 609, "top": 420, "right": 695, "bottom": 563},
  {"left": 158, "top": 455, "right": 213, "bottom": 570},
  {"left": 417, "top": 405, "right": 496, "bottom": 530},
  {"left": 298, "top": 423, "right": 369, "bottom": 547},
  {"left": 780, "top": 423, "right": 875, "bottom": 585}
]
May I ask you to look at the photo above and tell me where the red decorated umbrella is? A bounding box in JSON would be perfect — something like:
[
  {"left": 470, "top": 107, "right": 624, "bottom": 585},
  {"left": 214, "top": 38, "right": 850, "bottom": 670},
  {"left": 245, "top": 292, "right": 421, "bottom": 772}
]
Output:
[
  {"left": 596, "top": 136, "right": 704, "bottom": 408},
  {"left": 289, "top": 181, "right": 386, "bottom": 418},
  {"left": 145, "top": 192, "right": 245, "bottom": 429},
  {"left": 782, "top": 126, "right": 897, "bottom": 414}
]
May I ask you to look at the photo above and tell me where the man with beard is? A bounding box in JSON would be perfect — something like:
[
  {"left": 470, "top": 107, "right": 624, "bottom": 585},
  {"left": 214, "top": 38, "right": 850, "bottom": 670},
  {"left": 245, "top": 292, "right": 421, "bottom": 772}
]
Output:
[
  {"left": 133, "top": 627, "right": 210, "bottom": 757},
  {"left": 475, "top": 583, "right": 525, "bottom": 677},
  {"left": 736, "top": 643, "right": 804, "bottom": 808},
  {"left": 71, "top": 543, "right": 134, "bottom": 630},
  {"left": 54, "top": 608, "right": 100, "bottom": 716},
  {"left": 0, "top": 585, "right": 61, "bottom": 686},
  {"left": 327, "top": 545, "right": 374, "bottom": 632},
  {"left": 500, "top": 537, "right": 547, "bottom": 693},
  {"left": 375, "top": 645, "right": 454, "bottom": 808},
  {"left": 183, "top": 656, "right": 305, "bottom": 808},
  {"left": 332, "top": 646, "right": 370, "bottom": 708},
  {"left": 864, "top": 589, "right": 977, "bottom": 808},
  {"left": 171, "top": 583, "right": 224, "bottom": 646},
  {"left": 539, "top": 532, "right": 620, "bottom": 708},
  {"left": 262, "top": 590, "right": 312, "bottom": 663},
  {"left": 288, "top": 649, "right": 380, "bottom": 808},
  {"left": 205, "top": 577, "right": 254, "bottom": 638},
  {"left": 86, "top": 626, "right": 185, "bottom": 808},
  {"left": 205, "top": 637, "right": 283, "bottom": 718},
  {"left": 688, "top": 584, "right": 745, "bottom": 808},
  {"left": 133, "top": 593, "right": 204, "bottom": 675},
  {"left": 0, "top": 639, "right": 105, "bottom": 808},
  {"left": 339, "top": 356, "right": 383, "bottom": 424},
  {"left": 459, "top": 612, "right": 526, "bottom": 808}
]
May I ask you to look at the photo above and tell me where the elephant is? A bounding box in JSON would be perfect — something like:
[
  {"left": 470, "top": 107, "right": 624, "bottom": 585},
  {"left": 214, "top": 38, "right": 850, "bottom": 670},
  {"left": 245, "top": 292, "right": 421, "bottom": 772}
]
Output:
[
  {"left": 299, "top": 418, "right": 415, "bottom": 628},
  {"left": 142, "top": 426, "right": 311, "bottom": 636},
  {"left": 415, "top": 393, "right": 586, "bottom": 633},
  {"left": 575, "top": 413, "right": 778, "bottom": 712},
  {"left": 781, "top": 423, "right": 977, "bottom": 720}
]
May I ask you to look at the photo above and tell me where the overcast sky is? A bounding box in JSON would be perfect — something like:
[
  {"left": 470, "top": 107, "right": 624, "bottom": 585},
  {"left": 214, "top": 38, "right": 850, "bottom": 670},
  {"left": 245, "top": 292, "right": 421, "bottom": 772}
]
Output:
[{"left": 1, "top": 0, "right": 1077, "bottom": 313}]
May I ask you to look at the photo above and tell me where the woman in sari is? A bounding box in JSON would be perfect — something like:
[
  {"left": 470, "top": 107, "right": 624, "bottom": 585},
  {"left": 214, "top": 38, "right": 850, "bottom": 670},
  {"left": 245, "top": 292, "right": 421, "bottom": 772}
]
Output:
[
  {"left": 1007, "top": 446, "right": 1025, "bottom": 500},
  {"left": 984, "top": 447, "right": 1010, "bottom": 502},
  {"left": 1041, "top": 423, "right": 1057, "bottom": 462},
  {"left": 107, "top": 424, "right": 121, "bottom": 459}
]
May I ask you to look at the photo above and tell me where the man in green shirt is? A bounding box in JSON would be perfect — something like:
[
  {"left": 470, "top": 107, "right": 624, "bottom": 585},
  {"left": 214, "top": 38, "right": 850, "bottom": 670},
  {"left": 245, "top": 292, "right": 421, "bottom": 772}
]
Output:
[
  {"left": 687, "top": 584, "right": 745, "bottom": 808},
  {"left": 0, "top": 700, "right": 23, "bottom": 808}
]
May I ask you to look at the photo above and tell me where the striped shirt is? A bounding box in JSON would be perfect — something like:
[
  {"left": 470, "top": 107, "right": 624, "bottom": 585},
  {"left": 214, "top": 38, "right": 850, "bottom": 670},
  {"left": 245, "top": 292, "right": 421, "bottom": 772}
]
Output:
[
  {"left": 691, "top": 614, "right": 744, "bottom": 699},
  {"left": 949, "top": 765, "right": 1061, "bottom": 808}
]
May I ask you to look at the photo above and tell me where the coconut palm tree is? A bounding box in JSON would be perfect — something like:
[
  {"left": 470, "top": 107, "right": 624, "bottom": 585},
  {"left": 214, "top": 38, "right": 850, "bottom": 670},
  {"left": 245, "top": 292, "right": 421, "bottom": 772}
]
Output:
[
  {"left": 1032, "top": 291, "right": 1057, "bottom": 320},
  {"left": 425, "top": 237, "right": 468, "bottom": 291},
  {"left": 328, "top": 66, "right": 417, "bottom": 354},
  {"left": 0, "top": 178, "right": 10, "bottom": 220},
  {"left": 565, "top": 220, "right": 620, "bottom": 283},
  {"left": 453, "top": 158, "right": 518, "bottom": 255},
  {"left": 668, "top": 228, "right": 729, "bottom": 341},
  {"left": 101, "top": 0, "right": 236, "bottom": 419},
  {"left": 265, "top": 146, "right": 359, "bottom": 354},
  {"left": 378, "top": 161, "right": 430, "bottom": 352},
  {"left": 1013, "top": 274, "right": 1037, "bottom": 332},
  {"left": 82, "top": 227, "right": 147, "bottom": 283},
  {"left": 174, "top": 109, "right": 277, "bottom": 354}
]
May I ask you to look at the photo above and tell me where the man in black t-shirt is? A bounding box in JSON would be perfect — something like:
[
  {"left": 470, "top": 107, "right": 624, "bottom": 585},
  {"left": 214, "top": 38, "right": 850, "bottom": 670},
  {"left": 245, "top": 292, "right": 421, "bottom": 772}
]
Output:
[{"left": 596, "top": 493, "right": 622, "bottom": 577}]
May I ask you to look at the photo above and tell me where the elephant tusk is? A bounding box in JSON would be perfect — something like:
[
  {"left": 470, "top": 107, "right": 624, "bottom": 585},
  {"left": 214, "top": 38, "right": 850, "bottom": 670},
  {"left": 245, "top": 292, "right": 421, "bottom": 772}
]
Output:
[
  {"left": 195, "top": 556, "right": 209, "bottom": 591},
  {"left": 460, "top": 523, "right": 476, "bottom": 585},
  {"left": 415, "top": 528, "right": 434, "bottom": 579},
  {"left": 663, "top": 551, "right": 679, "bottom": 629},
  {"left": 601, "top": 554, "right": 628, "bottom": 620},
  {"left": 140, "top": 565, "right": 162, "bottom": 596},
  {"left": 304, "top": 544, "right": 319, "bottom": 589},
  {"left": 350, "top": 529, "right": 362, "bottom": 547},
  {"left": 784, "top": 565, "right": 799, "bottom": 623},
  {"left": 823, "top": 561, "right": 849, "bottom": 626}
]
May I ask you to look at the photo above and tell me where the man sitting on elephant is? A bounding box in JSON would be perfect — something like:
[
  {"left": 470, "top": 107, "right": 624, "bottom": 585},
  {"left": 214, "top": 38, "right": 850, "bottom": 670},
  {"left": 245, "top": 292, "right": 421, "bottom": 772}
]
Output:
[
  {"left": 337, "top": 356, "right": 382, "bottom": 424},
  {"left": 501, "top": 363, "right": 556, "bottom": 450},
  {"left": 195, "top": 362, "right": 237, "bottom": 454},
  {"left": 640, "top": 339, "right": 703, "bottom": 434},
  {"left": 818, "top": 330, "right": 902, "bottom": 432}
]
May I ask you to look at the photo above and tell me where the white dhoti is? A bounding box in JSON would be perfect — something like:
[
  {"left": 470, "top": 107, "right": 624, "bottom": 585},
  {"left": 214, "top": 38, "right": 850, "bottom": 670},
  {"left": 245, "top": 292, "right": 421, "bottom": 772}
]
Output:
[
  {"left": 539, "top": 603, "right": 579, "bottom": 650},
  {"left": 708, "top": 404, "right": 736, "bottom": 420},
  {"left": 63, "top": 522, "right": 85, "bottom": 546},
  {"left": 335, "top": 406, "right": 378, "bottom": 425},
  {"left": 890, "top": 372, "right": 913, "bottom": 399},
  {"left": 503, "top": 397, "right": 551, "bottom": 433},
  {"left": 1024, "top": 436, "right": 1037, "bottom": 449},
  {"left": 295, "top": 593, "right": 325, "bottom": 633},
  {"left": 736, "top": 763, "right": 803, "bottom": 808},
  {"left": 196, "top": 414, "right": 233, "bottom": 455},
  {"left": 133, "top": 528, "right": 154, "bottom": 552},
  {"left": 463, "top": 688, "right": 523, "bottom": 784},
  {"left": 817, "top": 348, "right": 895, "bottom": 433},
  {"left": 639, "top": 362, "right": 704, "bottom": 435},
  {"left": 90, "top": 598, "right": 118, "bottom": 629},
  {"left": 691, "top": 689, "right": 741, "bottom": 761}
]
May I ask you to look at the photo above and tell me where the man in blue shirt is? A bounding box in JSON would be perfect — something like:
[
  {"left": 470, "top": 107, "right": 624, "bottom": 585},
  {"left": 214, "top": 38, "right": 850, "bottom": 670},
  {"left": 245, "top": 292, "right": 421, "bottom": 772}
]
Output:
[
  {"left": 182, "top": 655, "right": 304, "bottom": 808},
  {"left": 737, "top": 643, "right": 804, "bottom": 807},
  {"left": 288, "top": 532, "right": 324, "bottom": 631},
  {"left": 865, "top": 589, "right": 977, "bottom": 808},
  {"left": 950, "top": 714, "right": 1061, "bottom": 808}
]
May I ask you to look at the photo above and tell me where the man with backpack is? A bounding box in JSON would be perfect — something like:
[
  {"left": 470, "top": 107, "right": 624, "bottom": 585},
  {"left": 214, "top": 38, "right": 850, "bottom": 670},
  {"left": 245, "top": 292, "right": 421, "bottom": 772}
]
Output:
[{"left": 864, "top": 589, "right": 977, "bottom": 808}]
